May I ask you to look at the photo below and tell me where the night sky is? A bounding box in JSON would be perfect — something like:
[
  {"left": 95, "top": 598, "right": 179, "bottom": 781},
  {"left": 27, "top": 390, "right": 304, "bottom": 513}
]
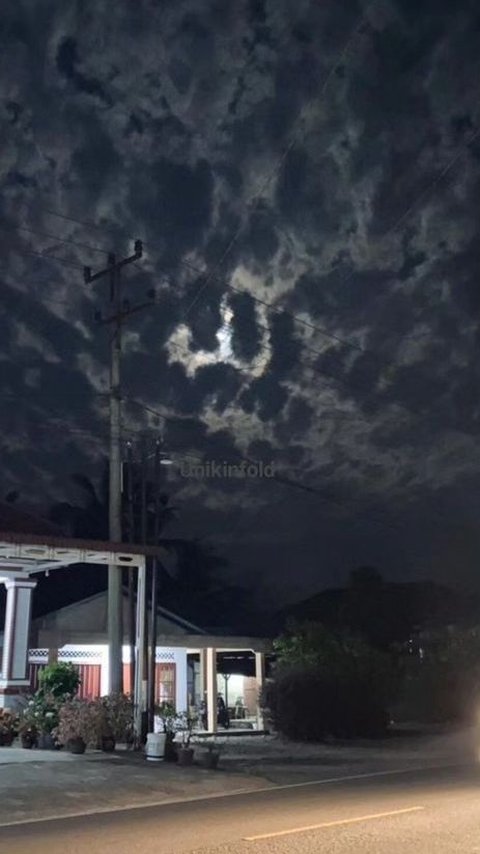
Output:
[{"left": 1, "top": 0, "right": 480, "bottom": 610}]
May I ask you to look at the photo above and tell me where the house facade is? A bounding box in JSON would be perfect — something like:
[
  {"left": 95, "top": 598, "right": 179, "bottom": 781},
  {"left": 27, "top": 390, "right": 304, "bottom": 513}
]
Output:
[
  {"left": 27, "top": 589, "right": 270, "bottom": 728},
  {"left": 0, "top": 528, "right": 270, "bottom": 733}
]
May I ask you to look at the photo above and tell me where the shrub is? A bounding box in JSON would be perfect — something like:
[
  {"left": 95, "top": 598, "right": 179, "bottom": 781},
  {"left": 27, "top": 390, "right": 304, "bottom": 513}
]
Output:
[
  {"left": 54, "top": 698, "right": 104, "bottom": 748},
  {"left": 21, "top": 692, "right": 61, "bottom": 734},
  {"left": 38, "top": 662, "right": 81, "bottom": 700},
  {"left": 155, "top": 701, "right": 177, "bottom": 734},
  {"left": 263, "top": 622, "right": 396, "bottom": 741},
  {"left": 0, "top": 710, "right": 19, "bottom": 737},
  {"left": 101, "top": 693, "right": 134, "bottom": 742}
]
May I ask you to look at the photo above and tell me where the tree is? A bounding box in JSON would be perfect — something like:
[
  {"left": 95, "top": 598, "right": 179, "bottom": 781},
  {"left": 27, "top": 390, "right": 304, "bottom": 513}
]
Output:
[
  {"left": 49, "top": 462, "right": 177, "bottom": 543},
  {"left": 49, "top": 462, "right": 252, "bottom": 630},
  {"left": 396, "top": 626, "right": 480, "bottom": 724},
  {"left": 264, "top": 620, "right": 398, "bottom": 740},
  {"left": 349, "top": 566, "right": 383, "bottom": 592}
]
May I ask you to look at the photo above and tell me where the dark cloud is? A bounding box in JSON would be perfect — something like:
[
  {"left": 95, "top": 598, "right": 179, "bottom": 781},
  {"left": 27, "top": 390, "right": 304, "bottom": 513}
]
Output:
[
  {"left": 129, "top": 157, "right": 214, "bottom": 260},
  {"left": 1, "top": 0, "right": 480, "bottom": 604},
  {"left": 56, "top": 37, "right": 112, "bottom": 105}
]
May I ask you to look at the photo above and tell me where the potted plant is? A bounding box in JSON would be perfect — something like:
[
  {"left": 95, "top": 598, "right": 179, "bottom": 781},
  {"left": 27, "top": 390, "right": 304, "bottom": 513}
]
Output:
[
  {"left": 0, "top": 710, "right": 18, "bottom": 746},
  {"left": 54, "top": 698, "right": 103, "bottom": 754},
  {"left": 176, "top": 711, "right": 197, "bottom": 766},
  {"left": 18, "top": 721, "right": 38, "bottom": 749},
  {"left": 38, "top": 662, "right": 81, "bottom": 701},
  {"left": 155, "top": 702, "right": 178, "bottom": 762},
  {"left": 22, "top": 693, "right": 60, "bottom": 749},
  {"left": 100, "top": 693, "right": 134, "bottom": 750},
  {"left": 198, "top": 740, "right": 223, "bottom": 770}
]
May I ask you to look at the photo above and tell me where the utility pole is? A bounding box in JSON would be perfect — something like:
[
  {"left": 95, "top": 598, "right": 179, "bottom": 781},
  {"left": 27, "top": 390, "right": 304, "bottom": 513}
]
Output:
[
  {"left": 140, "top": 434, "right": 149, "bottom": 743},
  {"left": 84, "top": 240, "right": 143, "bottom": 694},
  {"left": 147, "top": 439, "right": 161, "bottom": 732},
  {"left": 126, "top": 439, "right": 136, "bottom": 695}
]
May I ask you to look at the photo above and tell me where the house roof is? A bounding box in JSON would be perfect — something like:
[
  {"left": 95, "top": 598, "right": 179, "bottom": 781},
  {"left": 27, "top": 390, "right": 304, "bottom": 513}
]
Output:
[{"left": 30, "top": 589, "right": 206, "bottom": 636}]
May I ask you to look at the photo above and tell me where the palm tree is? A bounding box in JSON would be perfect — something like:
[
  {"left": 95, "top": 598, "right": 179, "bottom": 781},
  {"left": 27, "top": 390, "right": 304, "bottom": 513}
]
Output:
[
  {"left": 50, "top": 462, "right": 254, "bottom": 631},
  {"left": 49, "top": 461, "right": 177, "bottom": 544}
]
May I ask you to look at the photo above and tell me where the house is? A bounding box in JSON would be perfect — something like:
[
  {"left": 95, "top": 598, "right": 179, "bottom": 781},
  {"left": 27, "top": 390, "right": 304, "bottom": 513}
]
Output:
[
  {"left": 0, "top": 520, "right": 271, "bottom": 732},
  {"left": 26, "top": 589, "right": 270, "bottom": 725}
]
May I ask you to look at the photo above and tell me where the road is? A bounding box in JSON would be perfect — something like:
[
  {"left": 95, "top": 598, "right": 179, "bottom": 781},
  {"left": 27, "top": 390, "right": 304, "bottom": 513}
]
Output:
[{"left": 1, "top": 764, "right": 480, "bottom": 853}]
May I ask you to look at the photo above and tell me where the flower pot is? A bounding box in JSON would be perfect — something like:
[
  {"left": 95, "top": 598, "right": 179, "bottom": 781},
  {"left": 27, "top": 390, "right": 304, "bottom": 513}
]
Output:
[
  {"left": 21, "top": 733, "right": 37, "bottom": 749},
  {"left": 0, "top": 732, "right": 14, "bottom": 747},
  {"left": 101, "top": 735, "right": 116, "bottom": 753},
  {"left": 68, "top": 737, "right": 86, "bottom": 755},
  {"left": 201, "top": 750, "right": 220, "bottom": 770},
  {"left": 177, "top": 746, "right": 194, "bottom": 767},
  {"left": 37, "top": 733, "right": 55, "bottom": 750}
]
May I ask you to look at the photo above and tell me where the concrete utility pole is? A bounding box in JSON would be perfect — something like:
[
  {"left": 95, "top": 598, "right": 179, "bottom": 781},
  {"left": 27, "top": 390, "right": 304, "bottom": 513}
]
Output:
[{"left": 84, "top": 240, "right": 143, "bottom": 694}]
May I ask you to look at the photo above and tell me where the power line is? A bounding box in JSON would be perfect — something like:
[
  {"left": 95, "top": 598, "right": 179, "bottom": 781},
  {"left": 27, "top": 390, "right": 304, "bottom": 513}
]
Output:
[
  {"left": 182, "top": 5, "right": 377, "bottom": 320},
  {"left": 164, "top": 319, "right": 360, "bottom": 398},
  {"left": 0, "top": 220, "right": 109, "bottom": 257},
  {"left": 32, "top": 113, "right": 478, "bottom": 380},
  {"left": 8, "top": 245, "right": 84, "bottom": 270},
  {"left": 179, "top": 257, "right": 368, "bottom": 356},
  {"left": 122, "top": 395, "right": 409, "bottom": 536}
]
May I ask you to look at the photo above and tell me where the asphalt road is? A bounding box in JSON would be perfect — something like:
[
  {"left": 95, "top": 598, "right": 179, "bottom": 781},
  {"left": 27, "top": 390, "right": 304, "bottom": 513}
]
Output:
[{"left": 1, "top": 764, "right": 480, "bottom": 853}]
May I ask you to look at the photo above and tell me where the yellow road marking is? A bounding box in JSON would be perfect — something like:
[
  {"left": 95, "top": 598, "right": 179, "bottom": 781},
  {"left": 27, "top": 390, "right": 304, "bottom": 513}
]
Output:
[{"left": 244, "top": 805, "right": 425, "bottom": 841}]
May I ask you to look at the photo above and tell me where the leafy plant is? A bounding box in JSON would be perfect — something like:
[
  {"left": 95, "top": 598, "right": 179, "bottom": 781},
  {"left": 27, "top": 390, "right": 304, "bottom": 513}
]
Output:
[
  {"left": 265, "top": 621, "right": 397, "bottom": 740},
  {"left": 38, "top": 662, "right": 81, "bottom": 700},
  {"left": 54, "top": 698, "right": 104, "bottom": 748},
  {"left": 0, "top": 710, "right": 19, "bottom": 736},
  {"left": 100, "top": 693, "right": 134, "bottom": 742},
  {"left": 155, "top": 702, "right": 177, "bottom": 734},
  {"left": 21, "top": 692, "right": 60, "bottom": 734},
  {"left": 176, "top": 710, "right": 198, "bottom": 747}
]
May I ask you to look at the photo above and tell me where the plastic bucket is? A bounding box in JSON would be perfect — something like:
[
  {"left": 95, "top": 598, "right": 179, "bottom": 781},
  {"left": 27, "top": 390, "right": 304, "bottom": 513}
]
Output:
[{"left": 145, "top": 732, "right": 166, "bottom": 762}]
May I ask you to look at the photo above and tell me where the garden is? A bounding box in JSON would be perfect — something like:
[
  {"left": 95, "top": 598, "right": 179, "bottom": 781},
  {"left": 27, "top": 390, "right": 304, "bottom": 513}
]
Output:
[
  {"left": 0, "top": 662, "right": 134, "bottom": 754},
  {"left": 0, "top": 662, "right": 222, "bottom": 767}
]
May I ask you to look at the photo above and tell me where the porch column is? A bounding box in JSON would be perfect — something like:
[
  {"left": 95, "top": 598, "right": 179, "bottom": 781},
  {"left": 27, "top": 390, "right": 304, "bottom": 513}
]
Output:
[
  {"left": 206, "top": 647, "right": 217, "bottom": 733},
  {"left": 0, "top": 577, "right": 37, "bottom": 709},
  {"left": 134, "top": 557, "right": 147, "bottom": 745},
  {"left": 254, "top": 651, "right": 265, "bottom": 730},
  {"left": 198, "top": 648, "right": 207, "bottom": 706}
]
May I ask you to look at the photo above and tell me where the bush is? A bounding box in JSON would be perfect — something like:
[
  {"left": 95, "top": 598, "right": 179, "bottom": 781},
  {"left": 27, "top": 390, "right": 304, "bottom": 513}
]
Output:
[
  {"left": 22, "top": 692, "right": 60, "bottom": 735},
  {"left": 54, "top": 698, "right": 104, "bottom": 748},
  {"left": 101, "top": 693, "right": 134, "bottom": 742},
  {"left": 263, "top": 622, "right": 396, "bottom": 741},
  {"left": 38, "top": 663, "right": 81, "bottom": 700}
]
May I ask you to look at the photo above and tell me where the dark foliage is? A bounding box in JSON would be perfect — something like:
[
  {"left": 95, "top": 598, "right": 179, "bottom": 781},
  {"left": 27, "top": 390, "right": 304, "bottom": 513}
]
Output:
[{"left": 263, "top": 621, "right": 397, "bottom": 740}]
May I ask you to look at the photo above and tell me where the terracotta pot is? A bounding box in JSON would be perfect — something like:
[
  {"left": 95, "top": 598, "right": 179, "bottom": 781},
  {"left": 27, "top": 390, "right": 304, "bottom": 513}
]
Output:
[
  {"left": 177, "top": 747, "right": 194, "bottom": 767},
  {"left": 68, "top": 737, "right": 86, "bottom": 755}
]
